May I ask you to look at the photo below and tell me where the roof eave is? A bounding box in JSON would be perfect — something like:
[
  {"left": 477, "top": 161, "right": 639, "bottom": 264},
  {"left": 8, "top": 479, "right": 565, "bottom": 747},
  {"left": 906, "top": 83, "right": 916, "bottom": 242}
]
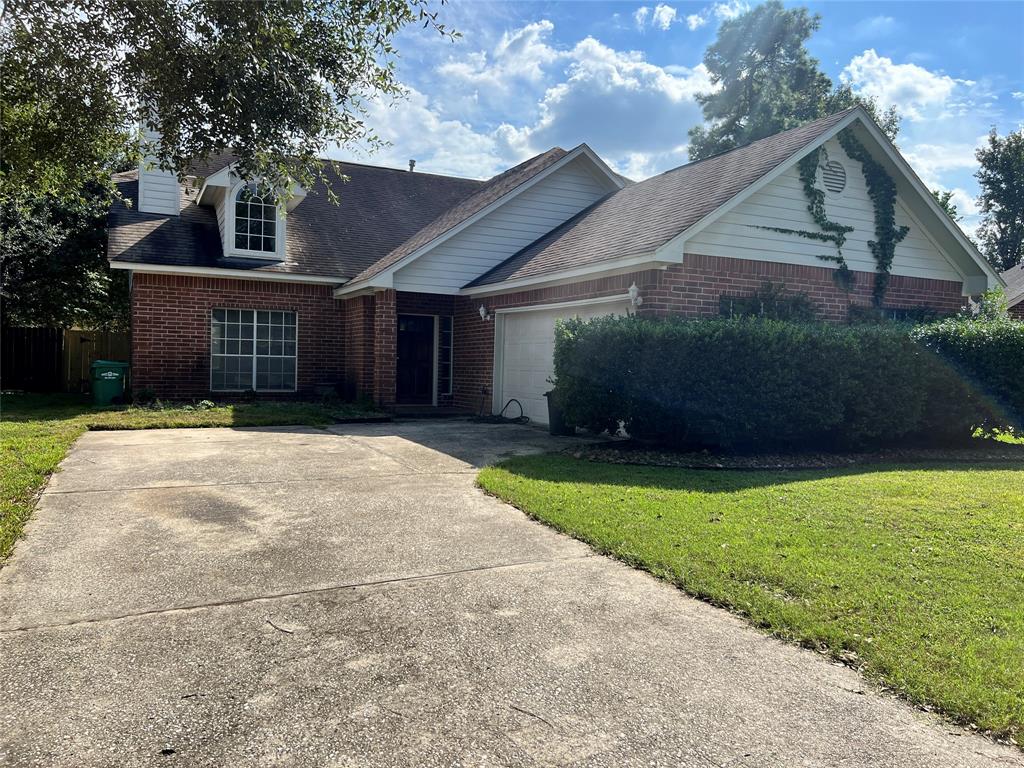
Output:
[{"left": 460, "top": 251, "right": 678, "bottom": 297}]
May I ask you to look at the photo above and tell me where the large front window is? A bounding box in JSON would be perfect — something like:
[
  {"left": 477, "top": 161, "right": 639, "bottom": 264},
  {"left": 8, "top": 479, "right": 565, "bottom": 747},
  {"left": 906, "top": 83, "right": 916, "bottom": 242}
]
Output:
[
  {"left": 211, "top": 309, "right": 296, "bottom": 391},
  {"left": 234, "top": 185, "right": 277, "bottom": 253}
]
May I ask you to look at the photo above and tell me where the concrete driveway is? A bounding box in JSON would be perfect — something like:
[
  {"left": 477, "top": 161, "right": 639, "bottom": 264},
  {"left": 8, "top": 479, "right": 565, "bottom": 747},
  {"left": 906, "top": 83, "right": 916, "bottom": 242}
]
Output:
[{"left": 0, "top": 421, "right": 1019, "bottom": 768}]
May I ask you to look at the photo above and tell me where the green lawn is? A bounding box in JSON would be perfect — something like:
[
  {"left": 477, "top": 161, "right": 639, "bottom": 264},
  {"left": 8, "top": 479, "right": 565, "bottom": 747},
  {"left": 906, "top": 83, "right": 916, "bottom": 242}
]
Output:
[
  {"left": 0, "top": 393, "right": 384, "bottom": 562},
  {"left": 478, "top": 455, "right": 1024, "bottom": 745}
]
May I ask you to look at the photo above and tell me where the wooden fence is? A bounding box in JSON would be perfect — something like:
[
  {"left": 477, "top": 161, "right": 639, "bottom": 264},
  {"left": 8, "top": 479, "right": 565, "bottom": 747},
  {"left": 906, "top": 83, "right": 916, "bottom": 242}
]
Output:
[{"left": 1, "top": 327, "right": 130, "bottom": 393}]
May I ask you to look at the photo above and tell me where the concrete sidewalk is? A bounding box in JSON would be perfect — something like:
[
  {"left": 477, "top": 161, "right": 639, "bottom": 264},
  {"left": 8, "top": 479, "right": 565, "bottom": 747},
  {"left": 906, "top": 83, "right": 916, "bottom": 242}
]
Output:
[{"left": 1, "top": 421, "right": 1019, "bottom": 767}]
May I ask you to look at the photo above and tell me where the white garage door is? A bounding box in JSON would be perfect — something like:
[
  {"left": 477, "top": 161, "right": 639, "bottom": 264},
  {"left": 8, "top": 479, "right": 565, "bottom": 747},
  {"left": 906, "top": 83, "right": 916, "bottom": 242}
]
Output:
[{"left": 496, "top": 299, "right": 631, "bottom": 425}]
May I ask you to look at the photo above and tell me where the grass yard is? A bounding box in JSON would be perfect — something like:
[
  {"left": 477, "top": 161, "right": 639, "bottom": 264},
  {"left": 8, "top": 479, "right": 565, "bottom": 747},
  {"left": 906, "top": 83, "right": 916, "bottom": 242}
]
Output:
[
  {"left": 0, "top": 393, "right": 385, "bottom": 562},
  {"left": 478, "top": 455, "right": 1024, "bottom": 746}
]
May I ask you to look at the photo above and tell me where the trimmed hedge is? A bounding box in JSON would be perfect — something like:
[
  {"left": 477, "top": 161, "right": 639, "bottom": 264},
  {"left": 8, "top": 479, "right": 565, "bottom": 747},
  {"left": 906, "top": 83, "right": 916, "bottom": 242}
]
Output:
[
  {"left": 553, "top": 316, "right": 1021, "bottom": 450},
  {"left": 911, "top": 317, "right": 1024, "bottom": 425}
]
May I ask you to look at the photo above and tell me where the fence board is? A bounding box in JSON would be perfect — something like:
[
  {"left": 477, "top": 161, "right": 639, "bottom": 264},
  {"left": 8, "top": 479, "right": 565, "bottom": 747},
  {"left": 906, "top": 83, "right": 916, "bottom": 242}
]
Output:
[
  {"left": 0, "top": 327, "right": 129, "bottom": 393},
  {"left": 63, "top": 330, "right": 130, "bottom": 393}
]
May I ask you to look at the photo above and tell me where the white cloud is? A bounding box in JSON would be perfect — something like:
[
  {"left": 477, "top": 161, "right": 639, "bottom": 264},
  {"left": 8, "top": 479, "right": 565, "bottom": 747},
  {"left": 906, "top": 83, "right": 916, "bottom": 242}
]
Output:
[
  {"left": 342, "top": 87, "right": 509, "bottom": 178},
  {"left": 683, "top": 1, "right": 748, "bottom": 32},
  {"left": 633, "top": 6, "right": 649, "bottom": 30},
  {"left": 841, "top": 49, "right": 964, "bottom": 121},
  {"left": 340, "top": 24, "right": 714, "bottom": 180},
  {"left": 499, "top": 37, "right": 712, "bottom": 168},
  {"left": 852, "top": 15, "right": 897, "bottom": 40},
  {"left": 651, "top": 4, "right": 678, "bottom": 31},
  {"left": 437, "top": 20, "right": 563, "bottom": 91},
  {"left": 903, "top": 140, "right": 981, "bottom": 185},
  {"left": 1012, "top": 91, "right": 1024, "bottom": 101}
]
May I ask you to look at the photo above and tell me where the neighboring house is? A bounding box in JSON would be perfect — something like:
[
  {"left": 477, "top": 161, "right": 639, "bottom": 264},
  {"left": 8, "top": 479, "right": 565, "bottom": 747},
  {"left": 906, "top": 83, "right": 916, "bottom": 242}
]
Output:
[
  {"left": 1002, "top": 264, "right": 1024, "bottom": 319},
  {"left": 108, "top": 107, "right": 1003, "bottom": 424}
]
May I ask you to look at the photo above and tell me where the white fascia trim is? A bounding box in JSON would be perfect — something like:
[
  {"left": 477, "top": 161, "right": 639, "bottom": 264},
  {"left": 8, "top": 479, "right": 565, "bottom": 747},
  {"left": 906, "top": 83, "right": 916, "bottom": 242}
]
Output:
[
  {"left": 655, "top": 109, "right": 863, "bottom": 261},
  {"left": 494, "top": 293, "right": 633, "bottom": 315},
  {"left": 196, "top": 165, "right": 234, "bottom": 205},
  {"left": 460, "top": 252, "right": 674, "bottom": 297},
  {"left": 109, "top": 260, "right": 345, "bottom": 285},
  {"left": 851, "top": 116, "right": 1003, "bottom": 288},
  {"left": 336, "top": 146, "right": 622, "bottom": 297}
]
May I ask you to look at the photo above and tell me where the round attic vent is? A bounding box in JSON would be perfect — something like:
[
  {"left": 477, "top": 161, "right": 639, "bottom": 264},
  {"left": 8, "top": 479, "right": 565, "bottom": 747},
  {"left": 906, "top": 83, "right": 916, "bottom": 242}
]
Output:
[{"left": 822, "top": 160, "right": 847, "bottom": 194}]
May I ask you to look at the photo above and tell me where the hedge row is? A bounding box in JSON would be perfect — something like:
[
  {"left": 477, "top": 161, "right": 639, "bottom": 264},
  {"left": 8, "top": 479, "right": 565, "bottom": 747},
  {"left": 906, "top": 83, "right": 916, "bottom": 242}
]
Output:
[
  {"left": 553, "top": 316, "right": 1022, "bottom": 450},
  {"left": 911, "top": 317, "right": 1024, "bottom": 423}
]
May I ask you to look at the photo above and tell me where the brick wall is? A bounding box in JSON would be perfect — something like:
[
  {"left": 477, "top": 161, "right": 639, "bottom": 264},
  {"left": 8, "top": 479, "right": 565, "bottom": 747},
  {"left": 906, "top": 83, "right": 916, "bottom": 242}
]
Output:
[
  {"left": 452, "top": 255, "right": 966, "bottom": 412},
  {"left": 130, "top": 272, "right": 344, "bottom": 399},
  {"left": 643, "top": 253, "right": 966, "bottom": 322},
  {"left": 372, "top": 288, "right": 397, "bottom": 406},
  {"left": 132, "top": 255, "right": 967, "bottom": 406},
  {"left": 341, "top": 294, "right": 375, "bottom": 400},
  {"left": 1010, "top": 301, "right": 1024, "bottom": 320}
]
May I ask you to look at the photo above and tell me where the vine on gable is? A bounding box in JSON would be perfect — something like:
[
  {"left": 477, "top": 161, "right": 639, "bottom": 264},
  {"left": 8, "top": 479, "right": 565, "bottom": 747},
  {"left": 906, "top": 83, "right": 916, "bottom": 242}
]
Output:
[
  {"left": 837, "top": 128, "right": 910, "bottom": 306},
  {"left": 757, "top": 146, "right": 855, "bottom": 291}
]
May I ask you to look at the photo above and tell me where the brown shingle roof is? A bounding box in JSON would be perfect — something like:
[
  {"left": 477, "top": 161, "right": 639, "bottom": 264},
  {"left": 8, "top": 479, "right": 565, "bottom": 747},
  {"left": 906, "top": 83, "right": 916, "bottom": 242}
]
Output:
[
  {"left": 344, "top": 147, "right": 568, "bottom": 285},
  {"left": 467, "top": 109, "right": 858, "bottom": 288},
  {"left": 1002, "top": 263, "right": 1024, "bottom": 306},
  {"left": 108, "top": 160, "right": 484, "bottom": 280}
]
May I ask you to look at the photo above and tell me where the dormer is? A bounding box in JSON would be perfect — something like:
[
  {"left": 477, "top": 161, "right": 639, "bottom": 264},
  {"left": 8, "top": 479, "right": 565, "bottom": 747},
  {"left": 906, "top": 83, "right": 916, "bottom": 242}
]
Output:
[{"left": 196, "top": 164, "right": 306, "bottom": 262}]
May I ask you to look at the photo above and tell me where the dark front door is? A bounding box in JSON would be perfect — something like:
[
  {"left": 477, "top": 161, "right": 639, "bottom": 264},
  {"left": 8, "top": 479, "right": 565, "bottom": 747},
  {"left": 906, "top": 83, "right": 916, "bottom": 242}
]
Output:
[{"left": 396, "top": 315, "right": 434, "bottom": 404}]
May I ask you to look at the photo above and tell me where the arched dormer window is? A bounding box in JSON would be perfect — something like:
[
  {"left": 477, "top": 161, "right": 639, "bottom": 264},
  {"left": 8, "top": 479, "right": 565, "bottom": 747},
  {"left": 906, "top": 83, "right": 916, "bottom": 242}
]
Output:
[{"left": 233, "top": 185, "right": 277, "bottom": 253}]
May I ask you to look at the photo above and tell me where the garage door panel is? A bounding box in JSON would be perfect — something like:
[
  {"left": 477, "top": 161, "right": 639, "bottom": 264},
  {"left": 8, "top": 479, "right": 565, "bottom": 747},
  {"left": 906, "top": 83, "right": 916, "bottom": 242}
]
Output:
[{"left": 497, "top": 300, "right": 630, "bottom": 425}]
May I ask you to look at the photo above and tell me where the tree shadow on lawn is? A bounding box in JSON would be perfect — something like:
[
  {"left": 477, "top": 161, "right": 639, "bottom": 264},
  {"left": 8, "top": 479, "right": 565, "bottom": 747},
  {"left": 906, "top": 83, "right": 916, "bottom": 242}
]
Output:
[{"left": 495, "top": 453, "right": 1024, "bottom": 493}]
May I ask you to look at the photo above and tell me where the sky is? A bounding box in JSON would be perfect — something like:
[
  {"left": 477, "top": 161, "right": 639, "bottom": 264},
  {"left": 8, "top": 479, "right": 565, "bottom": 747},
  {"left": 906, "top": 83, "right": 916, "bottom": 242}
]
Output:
[{"left": 333, "top": 0, "right": 1024, "bottom": 235}]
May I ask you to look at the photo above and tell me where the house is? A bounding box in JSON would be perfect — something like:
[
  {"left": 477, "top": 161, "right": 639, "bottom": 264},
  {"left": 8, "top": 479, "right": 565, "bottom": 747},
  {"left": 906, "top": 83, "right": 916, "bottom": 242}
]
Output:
[
  {"left": 1002, "top": 264, "right": 1024, "bottom": 319},
  {"left": 108, "top": 107, "right": 1003, "bottom": 424}
]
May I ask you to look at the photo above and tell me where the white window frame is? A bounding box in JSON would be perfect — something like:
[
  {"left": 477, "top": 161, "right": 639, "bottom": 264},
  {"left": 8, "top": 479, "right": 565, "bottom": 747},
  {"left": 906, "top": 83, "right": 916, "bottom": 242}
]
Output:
[
  {"left": 226, "top": 182, "right": 287, "bottom": 261},
  {"left": 210, "top": 308, "right": 298, "bottom": 393}
]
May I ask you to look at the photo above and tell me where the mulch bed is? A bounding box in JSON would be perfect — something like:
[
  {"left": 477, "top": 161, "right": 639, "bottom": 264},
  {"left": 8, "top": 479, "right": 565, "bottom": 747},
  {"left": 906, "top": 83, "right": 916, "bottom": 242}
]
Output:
[{"left": 566, "top": 441, "right": 1024, "bottom": 470}]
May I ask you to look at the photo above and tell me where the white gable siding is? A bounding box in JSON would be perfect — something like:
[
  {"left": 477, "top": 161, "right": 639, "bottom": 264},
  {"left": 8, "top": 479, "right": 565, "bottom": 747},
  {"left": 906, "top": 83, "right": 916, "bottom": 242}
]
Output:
[
  {"left": 393, "top": 156, "right": 613, "bottom": 293},
  {"left": 687, "top": 137, "right": 963, "bottom": 282}
]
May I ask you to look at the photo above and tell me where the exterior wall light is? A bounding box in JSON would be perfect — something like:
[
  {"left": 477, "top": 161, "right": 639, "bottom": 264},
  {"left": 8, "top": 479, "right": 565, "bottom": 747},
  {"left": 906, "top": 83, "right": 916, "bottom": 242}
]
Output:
[{"left": 479, "top": 305, "right": 493, "bottom": 321}]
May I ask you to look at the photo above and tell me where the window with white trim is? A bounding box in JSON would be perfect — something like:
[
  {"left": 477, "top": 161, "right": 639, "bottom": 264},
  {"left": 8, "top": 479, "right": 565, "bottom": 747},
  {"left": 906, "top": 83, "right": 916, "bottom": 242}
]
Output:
[
  {"left": 211, "top": 309, "right": 296, "bottom": 391},
  {"left": 438, "top": 315, "right": 453, "bottom": 396},
  {"left": 233, "top": 185, "right": 277, "bottom": 253}
]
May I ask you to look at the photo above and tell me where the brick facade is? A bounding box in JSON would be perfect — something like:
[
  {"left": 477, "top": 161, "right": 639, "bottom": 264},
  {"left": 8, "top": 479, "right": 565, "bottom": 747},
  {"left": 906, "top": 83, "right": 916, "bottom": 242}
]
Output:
[
  {"left": 372, "top": 289, "right": 397, "bottom": 406},
  {"left": 341, "top": 294, "right": 375, "bottom": 400},
  {"left": 644, "top": 253, "right": 966, "bottom": 322},
  {"left": 130, "top": 272, "right": 343, "bottom": 399},
  {"left": 1010, "top": 301, "right": 1024, "bottom": 320},
  {"left": 131, "top": 254, "right": 967, "bottom": 408}
]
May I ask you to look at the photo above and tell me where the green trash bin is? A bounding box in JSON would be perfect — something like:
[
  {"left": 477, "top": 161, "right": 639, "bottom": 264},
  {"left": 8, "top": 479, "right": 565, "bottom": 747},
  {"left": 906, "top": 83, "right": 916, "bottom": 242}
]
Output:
[{"left": 90, "top": 360, "right": 129, "bottom": 406}]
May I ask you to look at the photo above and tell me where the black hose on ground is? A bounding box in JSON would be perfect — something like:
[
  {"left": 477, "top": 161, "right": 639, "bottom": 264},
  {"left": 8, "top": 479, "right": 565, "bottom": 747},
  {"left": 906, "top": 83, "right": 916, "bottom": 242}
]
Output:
[{"left": 471, "top": 396, "right": 530, "bottom": 425}]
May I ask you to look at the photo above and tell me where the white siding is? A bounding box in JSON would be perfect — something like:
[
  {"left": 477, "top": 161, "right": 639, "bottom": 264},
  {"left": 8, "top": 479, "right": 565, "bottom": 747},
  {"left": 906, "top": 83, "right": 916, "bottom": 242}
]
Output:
[
  {"left": 687, "top": 137, "right": 963, "bottom": 282},
  {"left": 394, "top": 156, "right": 613, "bottom": 293},
  {"left": 137, "top": 129, "right": 180, "bottom": 216},
  {"left": 138, "top": 165, "right": 180, "bottom": 215}
]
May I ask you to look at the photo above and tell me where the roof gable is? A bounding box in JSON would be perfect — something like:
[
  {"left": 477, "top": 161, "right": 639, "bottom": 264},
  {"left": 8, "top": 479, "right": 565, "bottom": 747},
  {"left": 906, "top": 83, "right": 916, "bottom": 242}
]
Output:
[
  {"left": 467, "top": 109, "right": 858, "bottom": 289},
  {"left": 337, "top": 144, "right": 626, "bottom": 293},
  {"left": 467, "top": 108, "right": 1000, "bottom": 293}
]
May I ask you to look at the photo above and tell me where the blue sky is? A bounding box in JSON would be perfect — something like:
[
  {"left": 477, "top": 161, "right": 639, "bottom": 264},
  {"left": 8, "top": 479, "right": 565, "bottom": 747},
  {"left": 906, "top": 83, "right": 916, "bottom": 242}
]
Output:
[{"left": 335, "top": 1, "right": 1024, "bottom": 234}]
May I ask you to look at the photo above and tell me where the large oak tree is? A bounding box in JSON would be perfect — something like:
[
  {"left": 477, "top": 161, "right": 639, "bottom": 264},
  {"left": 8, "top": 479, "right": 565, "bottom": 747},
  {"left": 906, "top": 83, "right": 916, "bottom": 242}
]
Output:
[
  {"left": 688, "top": 1, "right": 899, "bottom": 161},
  {"left": 0, "top": 0, "right": 451, "bottom": 328},
  {"left": 975, "top": 128, "right": 1024, "bottom": 272}
]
